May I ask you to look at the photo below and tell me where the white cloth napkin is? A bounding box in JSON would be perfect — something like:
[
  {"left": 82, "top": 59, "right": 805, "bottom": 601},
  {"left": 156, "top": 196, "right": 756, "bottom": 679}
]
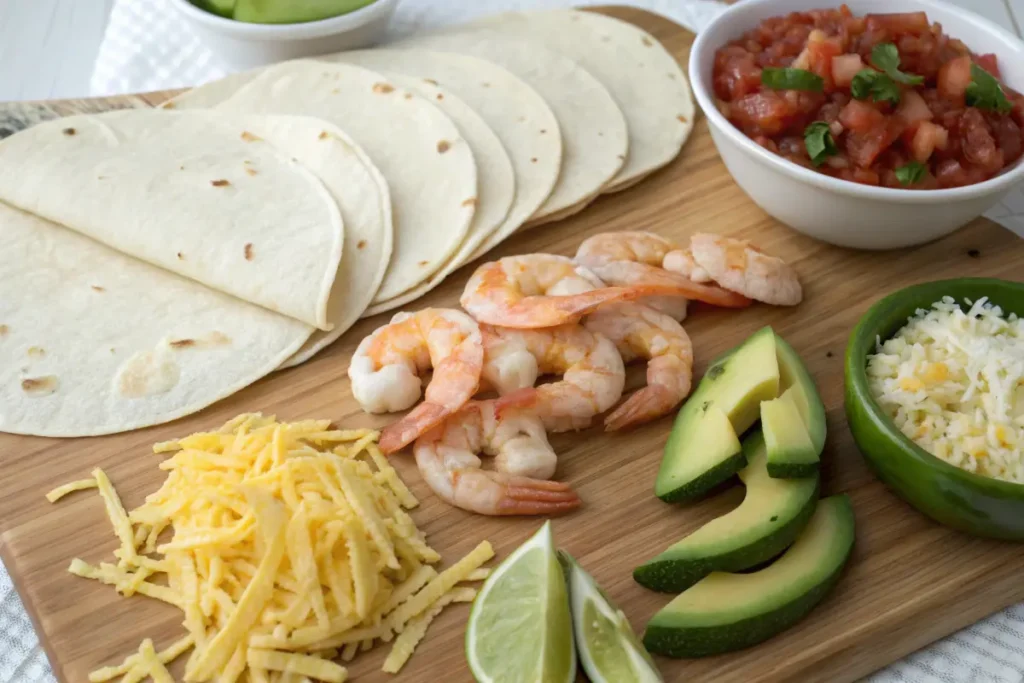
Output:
[{"left": 3, "top": 2, "right": 1024, "bottom": 683}]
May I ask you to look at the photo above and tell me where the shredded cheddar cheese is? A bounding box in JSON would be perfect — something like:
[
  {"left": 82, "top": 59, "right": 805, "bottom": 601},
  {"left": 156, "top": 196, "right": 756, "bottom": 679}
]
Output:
[
  {"left": 53, "top": 413, "right": 492, "bottom": 681},
  {"left": 45, "top": 478, "right": 97, "bottom": 503}
]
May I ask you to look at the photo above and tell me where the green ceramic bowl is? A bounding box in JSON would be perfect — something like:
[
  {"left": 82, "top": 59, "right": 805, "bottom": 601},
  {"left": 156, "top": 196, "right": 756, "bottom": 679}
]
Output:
[{"left": 845, "top": 278, "right": 1024, "bottom": 540}]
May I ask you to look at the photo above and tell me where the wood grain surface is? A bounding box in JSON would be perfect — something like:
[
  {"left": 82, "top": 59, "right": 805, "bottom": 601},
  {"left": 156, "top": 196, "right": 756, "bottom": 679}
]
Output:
[{"left": 2, "top": 6, "right": 1024, "bottom": 683}]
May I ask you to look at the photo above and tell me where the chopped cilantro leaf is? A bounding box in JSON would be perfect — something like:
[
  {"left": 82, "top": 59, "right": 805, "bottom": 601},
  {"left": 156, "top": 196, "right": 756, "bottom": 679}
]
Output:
[
  {"left": 850, "top": 69, "right": 901, "bottom": 104},
  {"left": 804, "top": 121, "right": 838, "bottom": 166},
  {"left": 761, "top": 68, "right": 825, "bottom": 92},
  {"left": 895, "top": 161, "right": 928, "bottom": 186},
  {"left": 966, "top": 63, "right": 1012, "bottom": 114},
  {"left": 870, "top": 43, "right": 924, "bottom": 85}
]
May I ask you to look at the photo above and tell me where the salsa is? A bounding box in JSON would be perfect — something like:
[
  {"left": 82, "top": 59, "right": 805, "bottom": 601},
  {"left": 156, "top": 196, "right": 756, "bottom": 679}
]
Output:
[{"left": 713, "top": 6, "right": 1024, "bottom": 189}]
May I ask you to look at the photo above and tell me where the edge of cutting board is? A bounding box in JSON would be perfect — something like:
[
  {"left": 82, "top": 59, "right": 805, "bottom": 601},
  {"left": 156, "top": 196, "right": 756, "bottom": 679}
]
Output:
[{"left": 2, "top": 5, "right": 1024, "bottom": 683}]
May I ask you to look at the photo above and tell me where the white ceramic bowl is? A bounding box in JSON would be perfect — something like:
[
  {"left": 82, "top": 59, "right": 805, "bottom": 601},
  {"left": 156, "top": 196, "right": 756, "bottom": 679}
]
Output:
[
  {"left": 169, "top": 0, "right": 400, "bottom": 70},
  {"left": 689, "top": 0, "right": 1024, "bottom": 250}
]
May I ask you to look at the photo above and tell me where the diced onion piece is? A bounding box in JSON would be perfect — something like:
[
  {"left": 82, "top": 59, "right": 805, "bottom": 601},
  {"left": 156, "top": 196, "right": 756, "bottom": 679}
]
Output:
[
  {"left": 831, "top": 54, "right": 865, "bottom": 87},
  {"left": 896, "top": 90, "right": 933, "bottom": 126}
]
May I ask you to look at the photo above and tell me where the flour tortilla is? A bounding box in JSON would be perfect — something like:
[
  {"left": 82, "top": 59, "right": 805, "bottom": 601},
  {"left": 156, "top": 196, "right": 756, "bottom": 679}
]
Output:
[
  {"left": 170, "top": 61, "right": 478, "bottom": 303},
  {"left": 0, "top": 110, "right": 343, "bottom": 330},
  {"left": 260, "top": 119, "right": 392, "bottom": 368},
  {"left": 394, "top": 30, "right": 627, "bottom": 222},
  {"left": 0, "top": 203, "right": 313, "bottom": 437},
  {"left": 332, "top": 48, "right": 561, "bottom": 261},
  {"left": 358, "top": 73, "right": 513, "bottom": 316},
  {"left": 469, "top": 9, "right": 695, "bottom": 192}
]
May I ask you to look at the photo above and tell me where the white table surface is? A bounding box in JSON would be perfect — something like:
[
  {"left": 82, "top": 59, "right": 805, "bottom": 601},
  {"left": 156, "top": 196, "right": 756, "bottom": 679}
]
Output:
[
  {"left": 2, "top": 0, "right": 1023, "bottom": 102},
  {"left": 3, "top": 2, "right": 1024, "bottom": 683}
]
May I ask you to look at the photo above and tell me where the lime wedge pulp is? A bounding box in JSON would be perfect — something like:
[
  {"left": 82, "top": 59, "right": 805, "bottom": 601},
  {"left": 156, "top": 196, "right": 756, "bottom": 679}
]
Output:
[
  {"left": 465, "top": 521, "right": 575, "bottom": 683},
  {"left": 560, "top": 550, "right": 663, "bottom": 683}
]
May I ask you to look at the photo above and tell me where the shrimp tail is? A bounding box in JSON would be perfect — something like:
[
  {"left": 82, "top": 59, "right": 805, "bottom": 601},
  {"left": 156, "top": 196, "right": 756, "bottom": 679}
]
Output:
[
  {"left": 495, "top": 476, "right": 583, "bottom": 516},
  {"left": 488, "top": 287, "right": 640, "bottom": 328},
  {"left": 379, "top": 402, "right": 451, "bottom": 454},
  {"left": 593, "top": 261, "right": 753, "bottom": 308},
  {"left": 604, "top": 384, "right": 685, "bottom": 431},
  {"left": 634, "top": 277, "right": 753, "bottom": 309},
  {"left": 492, "top": 387, "right": 540, "bottom": 417}
]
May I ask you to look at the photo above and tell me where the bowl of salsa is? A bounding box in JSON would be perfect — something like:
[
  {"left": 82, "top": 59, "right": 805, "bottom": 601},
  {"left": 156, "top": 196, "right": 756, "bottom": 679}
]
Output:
[{"left": 689, "top": 0, "right": 1024, "bottom": 249}]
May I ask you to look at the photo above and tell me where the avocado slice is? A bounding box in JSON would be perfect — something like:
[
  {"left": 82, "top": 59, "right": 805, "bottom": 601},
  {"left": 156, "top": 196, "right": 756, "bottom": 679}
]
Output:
[
  {"left": 191, "top": 0, "right": 236, "bottom": 17},
  {"left": 643, "top": 495, "right": 855, "bottom": 658},
  {"left": 634, "top": 430, "right": 818, "bottom": 593},
  {"left": 655, "top": 327, "right": 780, "bottom": 503},
  {"left": 233, "top": 0, "right": 376, "bottom": 24},
  {"left": 775, "top": 334, "right": 826, "bottom": 454},
  {"left": 762, "top": 389, "right": 819, "bottom": 478}
]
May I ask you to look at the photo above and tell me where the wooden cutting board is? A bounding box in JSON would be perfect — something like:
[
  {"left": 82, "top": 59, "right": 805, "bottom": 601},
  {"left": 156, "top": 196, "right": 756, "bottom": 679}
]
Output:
[{"left": 2, "top": 6, "right": 1024, "bottom": 683}]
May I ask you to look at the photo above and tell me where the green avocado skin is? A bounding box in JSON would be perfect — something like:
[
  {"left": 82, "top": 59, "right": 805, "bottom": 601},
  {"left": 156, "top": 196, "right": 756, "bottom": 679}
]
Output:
[
  {"left": 655, "top": 452, "right": 746, "bottom": 504},
  {"left": 845, "top": 278, "right": 1024, "bottom": 540},
  {"left": 638, "top": 432, "right": 820, "bottom": 592},
  {"left": 656, "top": 327, "right": 778, "bottom": 502},
  {"left": 642, "top": 496, "right": 854, "bottom": 659},
  {"left": 642, "top": 560, "right": 846, "bottom": 658},
  {"left": 633, "top": 486, "right": 816, "bottom": 591},
  {"left": 775, "top": 335, "right": 827, "bottom": 452},
  {"left": 766, "top": 461, "right": 819, "bottom": 479}
]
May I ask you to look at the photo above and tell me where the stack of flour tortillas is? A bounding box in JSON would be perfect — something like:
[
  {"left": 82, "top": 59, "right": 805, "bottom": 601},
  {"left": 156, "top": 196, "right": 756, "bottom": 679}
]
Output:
[{"left": 0, "top": 8, "right": 694, "bottom": 437}]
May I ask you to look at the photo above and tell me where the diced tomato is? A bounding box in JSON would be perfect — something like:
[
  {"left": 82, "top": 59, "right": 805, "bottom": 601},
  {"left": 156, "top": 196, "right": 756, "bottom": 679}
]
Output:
[
  {"left": 937, "top": 55, "right": 972, "bottom": 104},
  {"left": 896, "top": 90, "right": 933, "bottom": 126},
  {"left": 1012, "top": 96, "right": 1024, "bottom": 128},
  {"left": 753, "top": 135, "right": 779, "bottom": 153},
  {"left": 806, "top": 30, "right": 844, "bottom": 88},
  {"left": 839, "top": 99, "right": 885, "bottom": 133},
  {"left": 934, "top": 159, "right": 988, "bottom": 188},
  {"left": 865, "top": 12, "right": 929, "bottom": 34},
  {"left": 910, "top": 122, "right": 949, "bottom": 162},
  {"left": 714, "top": 50, "right": 763, "bottom": 100},
  {"left": 730, "top": 92, "right": 791, "bottom": 136},
  {"left": 986, "top": 113, "right": 1022, "bottom": 165},
  {"left": 959, "top": 108, "right": 1004, "bottom": 173},
  {"left": 831, "top": 53, "right": 866, "bottom": 87},
  {"left": 846, "top": 118, "right": 905, "bottom": 167},
  {"left": 833, "top": 166, "right": 881, "bottom": 185},
  {"left": 974, "top": 53, "right": 1000, "bottom": 78},
  {"left": 712, "top": 7, "right": 1019, "bottom": 189}
]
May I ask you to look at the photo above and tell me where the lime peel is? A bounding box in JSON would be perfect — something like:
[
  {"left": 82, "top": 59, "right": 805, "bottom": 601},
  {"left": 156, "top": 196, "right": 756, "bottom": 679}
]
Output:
[{"left": 465, "top": 521, "right": 575, "bottom": 683}]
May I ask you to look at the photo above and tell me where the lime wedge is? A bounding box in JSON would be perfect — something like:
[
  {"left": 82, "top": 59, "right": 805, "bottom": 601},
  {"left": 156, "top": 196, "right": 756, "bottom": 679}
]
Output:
[
  {"left": 560, "top": 550, "right": 663, "bottom": 683},
  {"left": 466, "top": 521, "right": 575, "bottom": 683}
]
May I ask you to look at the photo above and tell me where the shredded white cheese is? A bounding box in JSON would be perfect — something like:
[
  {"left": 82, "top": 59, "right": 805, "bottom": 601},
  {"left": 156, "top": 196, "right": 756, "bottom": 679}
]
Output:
[{"left": 867, "top": 296, "right": 1024, "bottom": 483}]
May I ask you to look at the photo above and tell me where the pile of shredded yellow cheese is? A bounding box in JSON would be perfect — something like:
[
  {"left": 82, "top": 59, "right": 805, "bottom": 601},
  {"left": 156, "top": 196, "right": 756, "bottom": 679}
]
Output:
[{"left": 47, "top": 413, "right": 493, "bottom": 683}]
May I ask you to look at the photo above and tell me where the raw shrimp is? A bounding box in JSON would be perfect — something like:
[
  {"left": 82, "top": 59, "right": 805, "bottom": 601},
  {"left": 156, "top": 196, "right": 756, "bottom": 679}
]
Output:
[
  {"left": 584, "top": 302, "right": 694, "bottom": 431},
  {"left": 574, "top": 232, "right": 752, "bottom": 309},
  {"left": 687, "top": 233, "right": 803, "bottom": 306},
  {"left": 413, "top": 399, "right": 581, "bottom": 516},
  {"left": 348, "top": 309, "right": 483, "bottom": 454},
  {"left": 485, "top": 323, "right": 626, "bottom": 432},
  {"left": 459, "top": 254, "right": 680, "bottom": 328}
]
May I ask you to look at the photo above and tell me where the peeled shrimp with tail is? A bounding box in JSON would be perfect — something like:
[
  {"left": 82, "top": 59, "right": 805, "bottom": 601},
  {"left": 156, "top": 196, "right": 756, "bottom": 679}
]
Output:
[
  {"left": 482, "top": 323, "right": 626, "bottom": 433},
  {"left": 413, "top": 399, "right": 581, "bottom": 516},
  {"left": 584, "top": 301, "right": 693, "bottom": 430},
  {"left": 575, "top": 231, "right": 752, "bottom": 309},
  {"left": 459, "top": 253, "right": 696, "bottom": 329},
  {"left": 348, "top": 308, "right": 483, "bottom": 454}
]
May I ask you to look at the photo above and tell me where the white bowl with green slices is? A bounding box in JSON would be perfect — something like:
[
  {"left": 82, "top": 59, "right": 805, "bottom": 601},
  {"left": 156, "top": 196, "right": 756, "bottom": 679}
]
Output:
[{"left": 170, "top": 0, "right": 399, "bottom": 69}]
